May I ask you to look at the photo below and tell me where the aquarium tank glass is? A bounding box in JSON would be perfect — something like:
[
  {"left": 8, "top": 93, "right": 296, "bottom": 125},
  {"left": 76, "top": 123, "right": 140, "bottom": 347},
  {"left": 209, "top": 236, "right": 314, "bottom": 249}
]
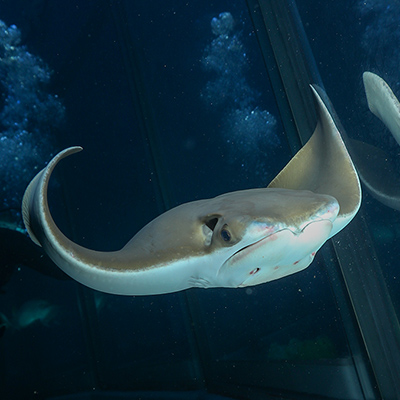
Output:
[{"left": 0, "top": 1, "right": 399, "bottom": 399}]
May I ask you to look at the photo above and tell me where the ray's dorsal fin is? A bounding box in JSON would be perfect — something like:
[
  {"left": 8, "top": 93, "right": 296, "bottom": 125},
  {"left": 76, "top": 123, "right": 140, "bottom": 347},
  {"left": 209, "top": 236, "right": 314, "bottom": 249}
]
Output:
[{"left": 268, "top": 85, "right": 361, "bottom": 237}]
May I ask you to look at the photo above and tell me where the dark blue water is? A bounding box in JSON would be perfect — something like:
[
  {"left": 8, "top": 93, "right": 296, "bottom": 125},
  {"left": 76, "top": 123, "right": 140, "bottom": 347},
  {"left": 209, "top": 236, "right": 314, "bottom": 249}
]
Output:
[{"left": 0, "top": 1, "right": 397, "bottom": 399}]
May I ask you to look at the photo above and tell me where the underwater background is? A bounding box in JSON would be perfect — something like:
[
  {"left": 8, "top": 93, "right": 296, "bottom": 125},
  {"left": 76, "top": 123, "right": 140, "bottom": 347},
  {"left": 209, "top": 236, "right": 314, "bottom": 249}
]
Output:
[{"left": 0, "top": 0, "right": 399, "bottom": 399}]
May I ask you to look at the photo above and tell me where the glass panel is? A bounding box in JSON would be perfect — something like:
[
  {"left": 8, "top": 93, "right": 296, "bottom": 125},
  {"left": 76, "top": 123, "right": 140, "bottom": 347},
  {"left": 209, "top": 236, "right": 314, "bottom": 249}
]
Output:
[
  {"left": 297, "top": 0, "right": 400, "bottom": 397},
  {"left": 297, "top": 0, "right": 400, "bottom": 311},
  {"left": 0, "top": 0, "right": 393, "bottom": 399}
]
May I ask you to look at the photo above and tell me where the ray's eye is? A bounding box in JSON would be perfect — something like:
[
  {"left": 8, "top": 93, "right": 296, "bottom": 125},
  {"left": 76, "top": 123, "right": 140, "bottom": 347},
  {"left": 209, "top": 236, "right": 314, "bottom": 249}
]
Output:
[{"left": 221, "top": 228, "right": 231, "bottom": 242}]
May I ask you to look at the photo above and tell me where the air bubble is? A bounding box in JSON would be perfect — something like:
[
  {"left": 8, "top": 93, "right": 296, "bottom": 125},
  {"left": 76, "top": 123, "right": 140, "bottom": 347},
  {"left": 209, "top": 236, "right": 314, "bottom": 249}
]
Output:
[{"left": 0, "top": 20, "right": 65, "bottom": 225}]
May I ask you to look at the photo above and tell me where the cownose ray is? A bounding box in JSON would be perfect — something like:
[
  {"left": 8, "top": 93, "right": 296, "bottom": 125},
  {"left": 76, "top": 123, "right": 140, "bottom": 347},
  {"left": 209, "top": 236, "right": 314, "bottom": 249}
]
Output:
[
  {"left": 348, "top": 71, "right": 400, "bottom": 210},
  {"left": 22, "top": 85, "right": 361, "bottom": 295}
]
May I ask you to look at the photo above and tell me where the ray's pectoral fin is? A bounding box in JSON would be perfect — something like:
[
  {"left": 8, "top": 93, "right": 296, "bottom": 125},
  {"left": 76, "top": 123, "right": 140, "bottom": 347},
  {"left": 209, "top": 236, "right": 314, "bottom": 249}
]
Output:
[
  {"left": 268, "top": 85, "right": 361, "bottom": 237},
  {"left": 363, "top": 71, "right": 400, "bottom": 146}
]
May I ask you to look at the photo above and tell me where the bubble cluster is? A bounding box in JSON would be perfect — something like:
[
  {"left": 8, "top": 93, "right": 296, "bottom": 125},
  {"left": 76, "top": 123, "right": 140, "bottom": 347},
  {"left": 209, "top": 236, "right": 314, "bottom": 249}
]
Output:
[
  {"left": 224, "top": 107, "right": 278, "bottom": 175},
  {"left": 201, "top": 12, "right": 279, "bottom": 181},
  {"left": 201, "top": 12, "right": 253, "bottom": 109},
  {"left": 210, "top": 11, "right": 234, "bottom": 36},
  {"left": 0, "top": 20, "right": 65, "bottom": 225},
  {"left": 225, "top": 107, "right": 278, "bottom": 150}
]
